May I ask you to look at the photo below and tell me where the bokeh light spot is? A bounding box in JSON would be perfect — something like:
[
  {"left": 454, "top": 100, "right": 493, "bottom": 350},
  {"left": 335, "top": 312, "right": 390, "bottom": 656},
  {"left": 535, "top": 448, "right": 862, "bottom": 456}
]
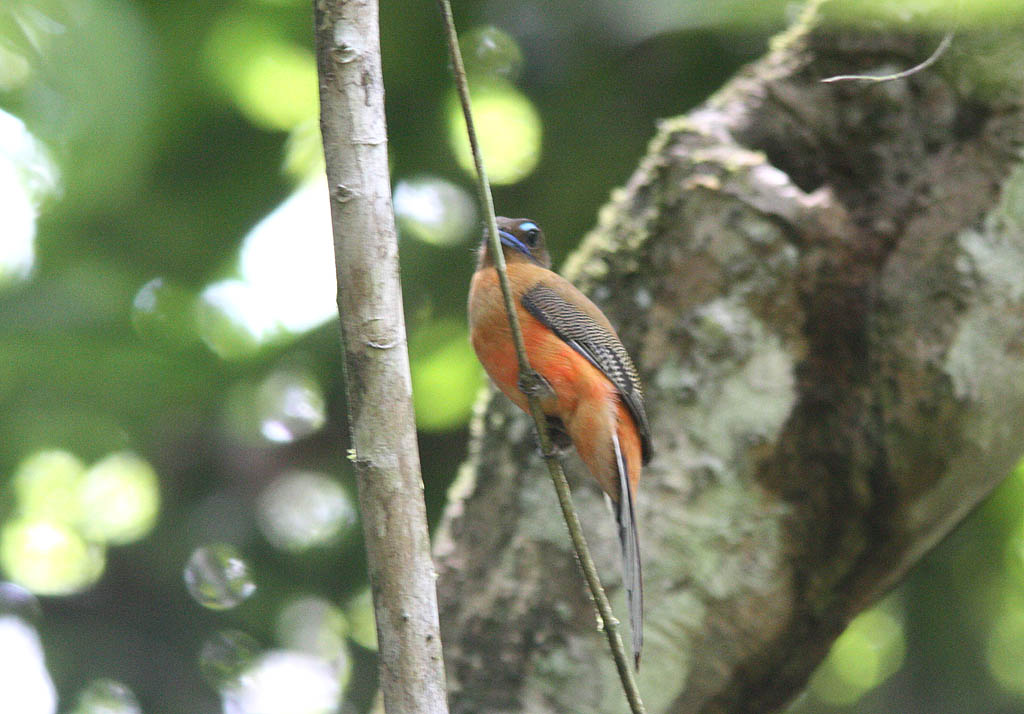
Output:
[
  {"left": 199, "top": 630, "right": 262, "bottom": 689},
  {"left": 131, "top": 277, "right": 198, "bottom": 349},
  {"left": 71, "top": 679, "right": 140, "bottom": 714},
  {"left": 447, "top": 84, "right": 542, "bottom": 185},
  {"left": 0, "top": 616, "right": 57, "bottom": 714},
  {"left": 77, "top": 452, "right": 160, "bottom": 545},
  {"left": 235, "top": 46, "right": 317, "bottom": 131},
  {"left": 221, "top": 650, "right": 343, "bottom": 714},
  {"left": 394, "top": 176, "right": 477, "bottom": 246},
  {"left": 255, "top": 370, "right": 327, "bottom": 444},
  {"left": 809, "top": 600, "right": 905, "bottom": 705},
  {"left": 196, "top": 279, "right": 282, "bottom": 360},
  {"left": 345, "top": 589, "right": 378, "bottom": 651},
  {"left": 0, "top": 582, "right": 42, "bottom": 624},
  {"left": 460, "top": 26, "right": 524, "bottom": 81},
  {"left": 410, "top": 321, "right": 484, "bottom": 431},
  {"left": 184, "top": 544, "right": 256, "bottom": 610},
  {"left": 0, "top": 519, "right": 104, "bottom": 596},
  {"left": 987, "top": 607, "right": 1024, "bottom": 694},
  {"left": 204, "top": 12, "right": 317, "bottom": 131},
  {"left": 13, "top": 450, "right": 85, "bottom": 525},
  {"left": 196, "top": 180, "right": 337, "bottom": 360},
  {"left": 257, "top": 472, "right": 355, "bottom": 552},
  {"left": 283, "top": 119, "right": 324, "bottom": 181},
  {"left": 1003, "top": 509, "right": 1024, "bottom": 582},
  {"left": 825, "top": 626, "right": 881, "bottom": 695},
  {"left": 0, "top": 44, "right": 31, "bottom": 91},
  {"left": 276, "top": 595, "right": 349, "bottom": 661}
]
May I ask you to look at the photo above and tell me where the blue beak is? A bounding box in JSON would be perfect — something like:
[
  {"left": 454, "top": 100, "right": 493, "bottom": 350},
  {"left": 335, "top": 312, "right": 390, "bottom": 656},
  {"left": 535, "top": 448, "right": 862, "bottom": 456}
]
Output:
[{"left": 498, "top": 229, "right": 532, "bottom": 257}]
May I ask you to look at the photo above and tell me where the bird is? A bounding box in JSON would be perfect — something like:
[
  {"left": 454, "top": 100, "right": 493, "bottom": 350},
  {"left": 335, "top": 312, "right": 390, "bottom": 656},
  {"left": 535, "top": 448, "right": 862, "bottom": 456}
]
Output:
[{"left": 467, "top": 216, "right": 652, "bottom": 667}]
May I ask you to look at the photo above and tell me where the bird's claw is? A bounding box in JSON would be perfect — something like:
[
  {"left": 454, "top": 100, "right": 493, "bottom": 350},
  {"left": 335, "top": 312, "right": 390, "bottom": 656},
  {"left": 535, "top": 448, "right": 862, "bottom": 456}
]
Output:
[
  {"left": 518, "top": 370, "right": 555, "bottom": 401},
  {"left": 534, "top": 416, "right": 572, "bottom": 459}
]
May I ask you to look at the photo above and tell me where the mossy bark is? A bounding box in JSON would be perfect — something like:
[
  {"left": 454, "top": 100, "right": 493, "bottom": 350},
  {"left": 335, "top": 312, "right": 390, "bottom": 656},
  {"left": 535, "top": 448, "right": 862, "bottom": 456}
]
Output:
[{"left": 435, "top": 10, "right": 1024, "bottom": 714}]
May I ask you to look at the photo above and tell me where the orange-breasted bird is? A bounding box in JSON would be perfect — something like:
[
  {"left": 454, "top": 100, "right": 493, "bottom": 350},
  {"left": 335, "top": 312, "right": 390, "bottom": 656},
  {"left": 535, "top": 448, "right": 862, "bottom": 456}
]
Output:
[{"left": 468, "top": 216, "right": 652, "bottom": 666}]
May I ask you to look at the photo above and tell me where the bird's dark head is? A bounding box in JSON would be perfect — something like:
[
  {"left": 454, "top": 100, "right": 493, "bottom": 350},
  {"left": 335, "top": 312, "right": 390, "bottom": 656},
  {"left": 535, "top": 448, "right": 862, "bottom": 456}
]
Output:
[{"left": 477, "top": 217, "right": 552, "bottom": 270}]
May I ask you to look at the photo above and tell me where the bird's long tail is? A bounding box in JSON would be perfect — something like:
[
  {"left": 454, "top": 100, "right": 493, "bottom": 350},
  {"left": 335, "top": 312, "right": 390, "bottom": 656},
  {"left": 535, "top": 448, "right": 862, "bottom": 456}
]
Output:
[{"left": 612, "top": 429, "right": 643, "bottom": 669}]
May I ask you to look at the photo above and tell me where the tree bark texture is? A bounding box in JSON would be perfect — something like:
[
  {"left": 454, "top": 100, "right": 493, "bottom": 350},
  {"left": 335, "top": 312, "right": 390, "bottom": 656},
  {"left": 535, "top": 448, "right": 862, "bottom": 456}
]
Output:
[
  {"left": 435, "top": 16, "right": 1024, "bottom": 714},
  {"left": 314, "top": 1, "right": 449, "bottom": 712}
]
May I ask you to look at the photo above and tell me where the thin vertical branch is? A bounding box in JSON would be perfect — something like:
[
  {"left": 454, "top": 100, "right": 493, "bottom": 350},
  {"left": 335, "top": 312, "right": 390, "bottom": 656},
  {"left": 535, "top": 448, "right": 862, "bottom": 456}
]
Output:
[
  {"left": 436, "top": 1, "right": 646, "bottom": 711},
  {"left": 314, "top": 1, "right": 448, "bottom": 712}
]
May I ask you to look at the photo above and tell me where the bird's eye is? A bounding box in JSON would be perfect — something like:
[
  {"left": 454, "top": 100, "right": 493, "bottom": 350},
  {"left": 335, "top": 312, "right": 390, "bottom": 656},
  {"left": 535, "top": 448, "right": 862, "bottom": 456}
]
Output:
[{"left": 519, "top": 221, "right": 540, "bottom": 245}]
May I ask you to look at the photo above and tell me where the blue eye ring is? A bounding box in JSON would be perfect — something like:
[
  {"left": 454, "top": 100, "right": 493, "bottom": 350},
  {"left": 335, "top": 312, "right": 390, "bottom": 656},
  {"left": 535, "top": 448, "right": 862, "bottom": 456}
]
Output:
[{"left": 519, "top": 221, "right": 539, "bottom": 233}]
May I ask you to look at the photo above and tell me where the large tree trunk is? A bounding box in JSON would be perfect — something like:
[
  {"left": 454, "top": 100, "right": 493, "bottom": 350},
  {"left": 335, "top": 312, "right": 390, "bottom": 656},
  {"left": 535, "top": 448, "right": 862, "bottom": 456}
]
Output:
[{"left": 433, "top": 9, "right": 1024, "bottom": 714}]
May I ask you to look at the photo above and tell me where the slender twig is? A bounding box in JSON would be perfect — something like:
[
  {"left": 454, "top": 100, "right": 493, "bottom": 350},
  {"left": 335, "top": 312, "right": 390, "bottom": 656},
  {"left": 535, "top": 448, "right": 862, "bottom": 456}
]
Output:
[
  {"left": 314, "top": 1, "right": 449, "bottom": 712},
  {"left": 435, "top": 1, "right": 646, "bottom": 711},
  {"left": 821, "top": 31, "right": 954, "bottom": 83}
]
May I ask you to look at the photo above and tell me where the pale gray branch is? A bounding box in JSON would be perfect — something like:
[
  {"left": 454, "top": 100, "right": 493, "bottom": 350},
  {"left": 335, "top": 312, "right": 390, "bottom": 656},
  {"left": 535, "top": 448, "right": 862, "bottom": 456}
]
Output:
[{"left": 314, "top": 1, "right": 448, "bottom": 712}]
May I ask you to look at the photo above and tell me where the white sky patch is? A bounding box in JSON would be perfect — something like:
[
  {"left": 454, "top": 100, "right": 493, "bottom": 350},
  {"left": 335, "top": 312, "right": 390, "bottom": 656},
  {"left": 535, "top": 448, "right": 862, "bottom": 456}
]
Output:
[
  {"left": 238, "top": 180, "right": 338, "bottom": 335},
  {"left": 0, "top": 617, "right": 57, "bottom": 714},
  {"left": 198, "top": 279, "right": 282, "bottom": 358},
  {"left": 0, "top": 110, "right": 60, "bottom": 288},
  {"left": 222, "top": 650, "right": 341, "bottom": 714}
]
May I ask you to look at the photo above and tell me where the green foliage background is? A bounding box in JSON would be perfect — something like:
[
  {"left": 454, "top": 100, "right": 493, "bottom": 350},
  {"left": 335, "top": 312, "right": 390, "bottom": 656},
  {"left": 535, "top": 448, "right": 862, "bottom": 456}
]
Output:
[{"left": 1, "top": 0, "right": 1022, "bottom": 712}]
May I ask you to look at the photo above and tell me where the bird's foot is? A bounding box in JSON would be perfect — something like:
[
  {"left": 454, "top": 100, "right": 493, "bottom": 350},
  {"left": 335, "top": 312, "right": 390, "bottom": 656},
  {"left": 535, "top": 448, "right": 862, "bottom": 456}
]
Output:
[
  {"left": 535, "top": 416, "right": 573, "bottom": 459},
  {"left": 518, "top": 370, "right": 556, "bottom": 402}
]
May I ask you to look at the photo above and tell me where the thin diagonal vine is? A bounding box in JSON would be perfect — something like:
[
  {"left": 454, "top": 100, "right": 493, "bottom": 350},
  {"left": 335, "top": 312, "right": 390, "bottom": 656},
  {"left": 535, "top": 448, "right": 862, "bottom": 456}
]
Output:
[{"left": 435, "top": 2, "right": 646, "bottom": 711}]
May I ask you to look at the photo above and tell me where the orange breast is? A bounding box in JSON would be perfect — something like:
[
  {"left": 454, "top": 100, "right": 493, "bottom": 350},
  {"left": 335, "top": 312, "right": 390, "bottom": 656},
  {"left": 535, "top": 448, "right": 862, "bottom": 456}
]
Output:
[
  {"left": 469, "top": 265, "right": 607, "bottom": 419},
  {"left": 468, "top": 263, "right": 642, "bottom": 503},
  {"left": 472, "top": 308, "right": 615, "bottom": 425}
]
